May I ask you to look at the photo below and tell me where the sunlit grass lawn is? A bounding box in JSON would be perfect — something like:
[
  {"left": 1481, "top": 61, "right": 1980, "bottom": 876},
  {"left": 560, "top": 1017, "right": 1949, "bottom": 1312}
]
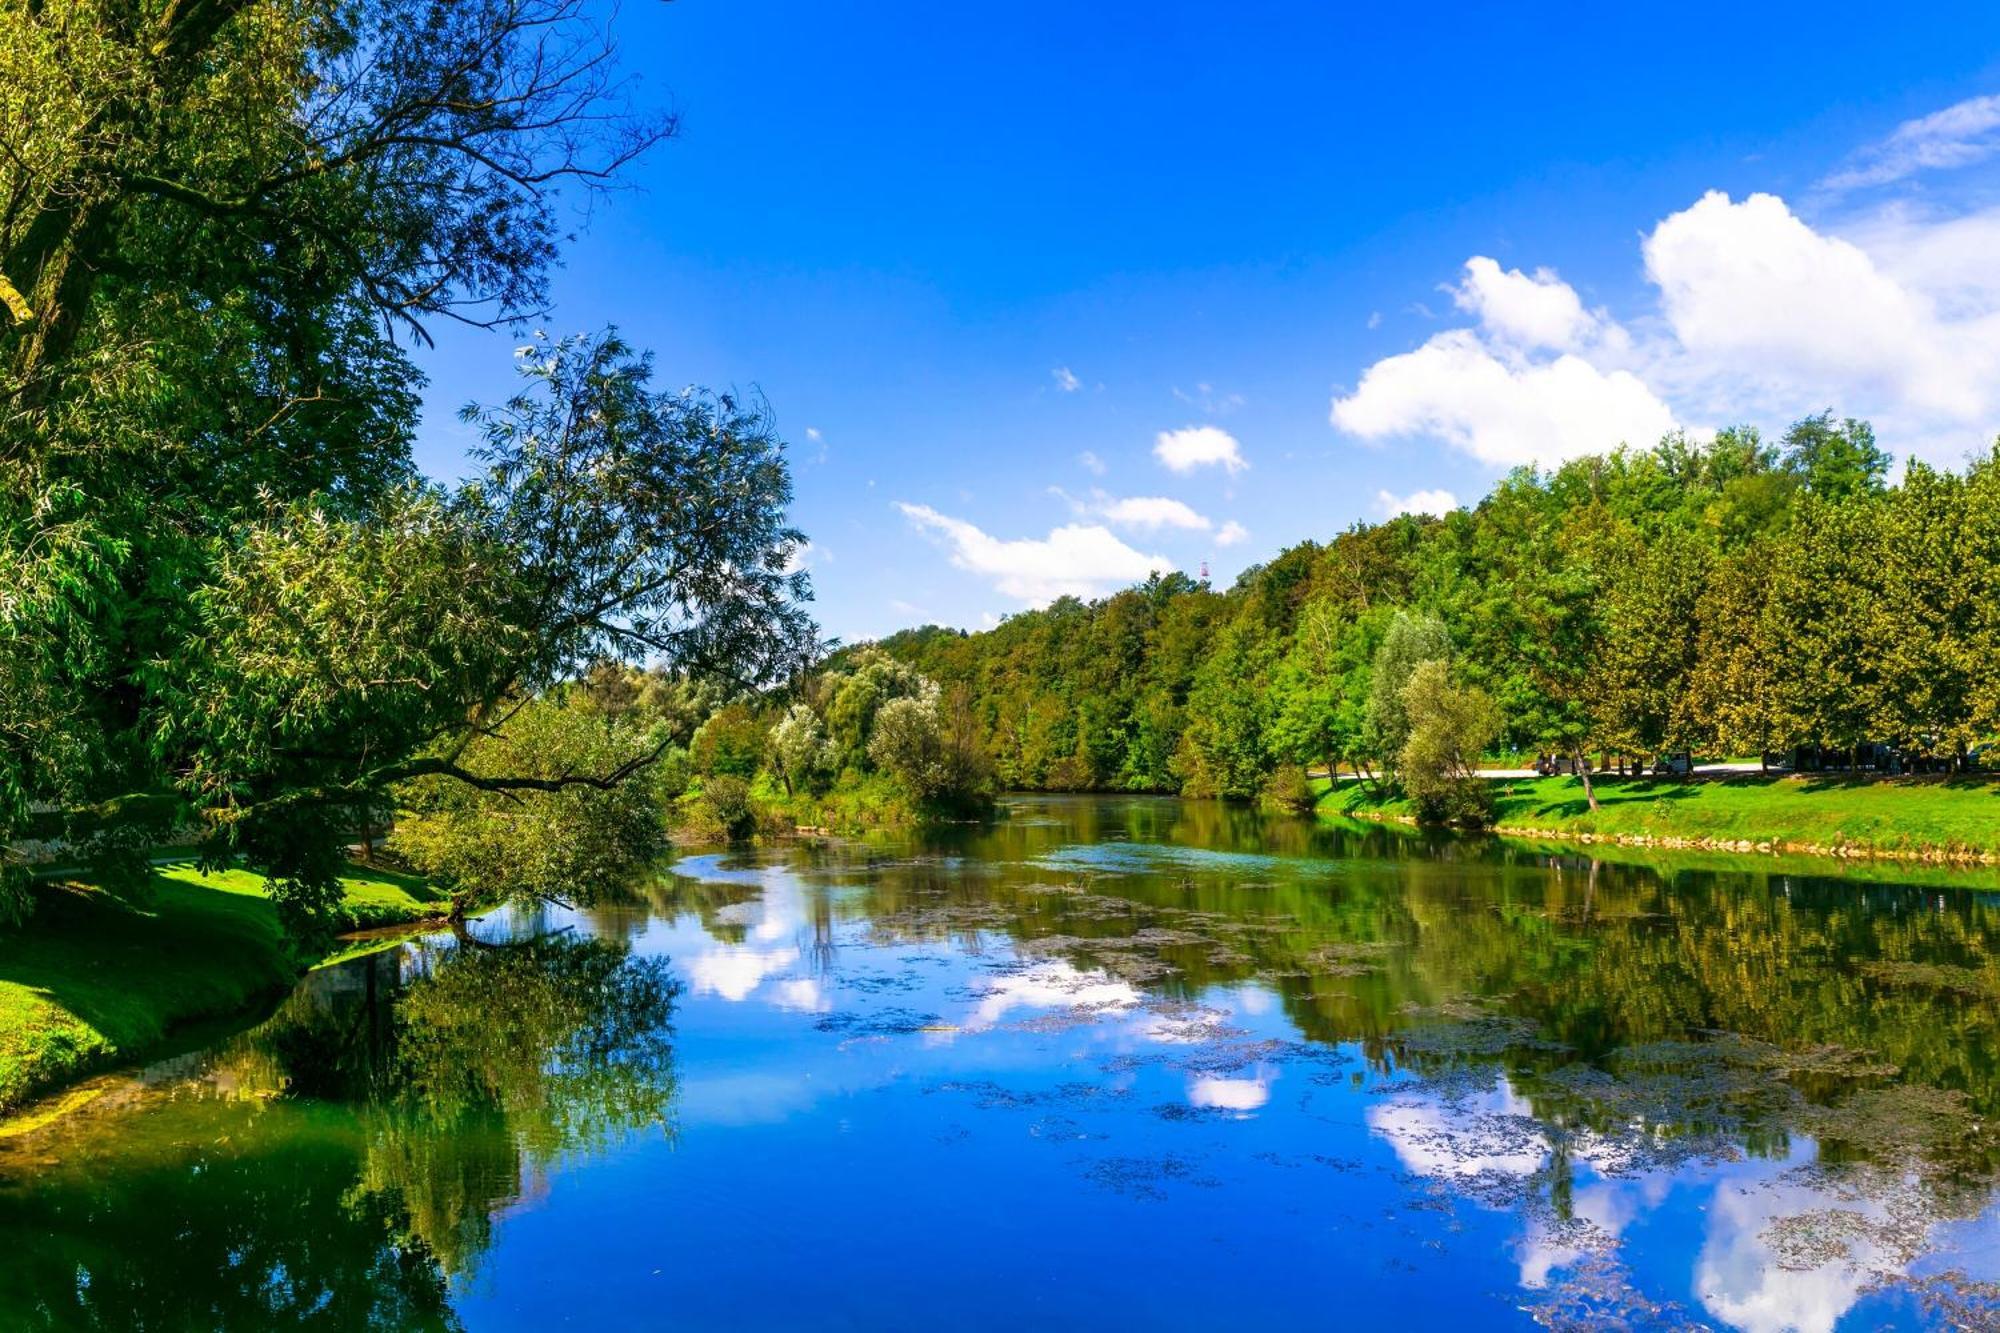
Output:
[
  {"left": 1319, "top": 773, "right": 2000, "bottom": 855},
  {"left": 0, "top": 861, "right": 445, "bottom": 1113}
]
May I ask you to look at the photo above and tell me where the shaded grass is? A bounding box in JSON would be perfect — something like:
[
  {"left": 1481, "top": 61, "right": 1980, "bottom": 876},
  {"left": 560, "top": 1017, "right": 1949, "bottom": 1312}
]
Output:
[
  {"left": 1317, "top": 773, "right": 2000, "bottom": 858},
  {"left": 0, "top": 861, "right": 445, "bottom": 1111}
]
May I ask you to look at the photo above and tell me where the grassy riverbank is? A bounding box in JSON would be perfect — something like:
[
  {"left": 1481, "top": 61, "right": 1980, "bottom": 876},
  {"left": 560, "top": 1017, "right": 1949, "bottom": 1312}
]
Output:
[
  {"left": 1317, "top": 773, "right": 2000, "bottom": 860},
  {"left": 0, "top": 861, "right": 446, "bottom": 1114}
]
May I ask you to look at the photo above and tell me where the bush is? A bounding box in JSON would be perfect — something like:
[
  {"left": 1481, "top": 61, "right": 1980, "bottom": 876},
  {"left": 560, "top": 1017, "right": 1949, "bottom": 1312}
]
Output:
[
  {"left": 866, "top": 686, "right": 994, "bottom": 815},
  {"left": 1262, "top": 764, "right": 1319, "bottom": 814},
  {"left": 697, "top": 774, "right": 756, "bottom": 839},
  {"left": 1398, "top": 660, "right": 1499, "bottom": 826}
]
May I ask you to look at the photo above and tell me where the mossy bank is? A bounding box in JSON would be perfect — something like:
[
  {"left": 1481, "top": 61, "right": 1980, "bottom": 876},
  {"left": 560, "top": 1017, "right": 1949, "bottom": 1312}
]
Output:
[{"left": 0, "top": 861, "right": 446, "bottom": 1115}]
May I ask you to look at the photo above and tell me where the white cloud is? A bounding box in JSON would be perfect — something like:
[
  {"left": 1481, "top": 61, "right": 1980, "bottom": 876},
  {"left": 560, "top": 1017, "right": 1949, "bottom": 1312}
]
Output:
[
  {"left": 896, "top": 502, "right": 1174, "bottom": 604},
  {"left": 804, "top": 426, "right": 822, "bottom": 441},
  {"left": 1051, "top": 486, "right": 1216, "bottom": 534},
  {"left": 1367, "top": 1078, "right": 1547, "bottom": 1180},
  {"left": 1375, "top": 488, "right": 1459, "bottom": 518},
  {"left": 1643, "top": 190, "right": 1994, "bottom": 423},
  {"left": 1076, "top": 449, "right": 1107, "bottom": 475},
  {"left": 1154, "top": 425, "right": 1247, "bottom": 474},
  {"left": 1332, "top": 328, "right": 1677, "bottom": 468},
  {"left": 1821, "top": 93, "right": 2000, "bottom": 192},
  {"left": 1097, "top": 495, "right": 1212, "bottom": 532},
  {"left": 1052, "top": 366, "right": 1082, "bottom": 392},
  {"left": 1334, "top": 186, "right": 2000, "bottom": 469},
  {"left": 1452, "top": 256, "right": 1602, "bottom": 351},
  {"left": 1215, "top": 519, "right": 1249, "bottom": 547}
]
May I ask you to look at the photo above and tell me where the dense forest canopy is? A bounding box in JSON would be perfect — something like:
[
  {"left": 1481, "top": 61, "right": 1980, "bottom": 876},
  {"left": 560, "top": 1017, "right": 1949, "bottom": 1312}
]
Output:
[
  {"left": 0, "top": 0, "right": 813, "bottom": 928},
  {"left": 871, "top": 417, "right": 2000, "bottom": 801}
]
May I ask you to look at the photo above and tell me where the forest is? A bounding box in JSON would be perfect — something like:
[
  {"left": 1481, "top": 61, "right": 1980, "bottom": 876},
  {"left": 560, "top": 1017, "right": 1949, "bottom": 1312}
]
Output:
[{"left": 870, "top": 416, "right": 2000, "bottom": 811}]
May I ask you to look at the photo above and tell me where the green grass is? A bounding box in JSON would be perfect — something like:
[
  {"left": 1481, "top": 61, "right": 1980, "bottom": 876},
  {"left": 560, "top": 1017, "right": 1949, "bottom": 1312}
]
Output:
[
  {"left": 1317, "top": 772, "right": 2000, "bottom": 858},
  {"left": 0, "top": 860, "right": 446, "bottom": 1113}
]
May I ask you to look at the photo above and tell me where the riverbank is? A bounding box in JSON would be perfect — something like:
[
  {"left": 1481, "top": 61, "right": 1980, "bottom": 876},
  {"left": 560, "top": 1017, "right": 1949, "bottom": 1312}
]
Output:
[
  {"left": 0, "top": 860, "right": 447, "bottom": 1114},
  {"left": 1316, "top": 772, "right": 2000, "bottom": 863}
]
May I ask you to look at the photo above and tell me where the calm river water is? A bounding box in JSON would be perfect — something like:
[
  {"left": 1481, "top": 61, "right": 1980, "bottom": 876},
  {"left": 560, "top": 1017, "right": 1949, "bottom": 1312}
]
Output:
[{"left": 5, "top": 796, "right": 2000, "bottom": 1330}]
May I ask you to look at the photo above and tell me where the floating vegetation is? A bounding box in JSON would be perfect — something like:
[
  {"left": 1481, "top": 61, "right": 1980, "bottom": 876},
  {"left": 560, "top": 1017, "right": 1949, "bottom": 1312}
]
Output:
[
  {"left": 1523, "top": 1252, "right": 1707, "bottom": 1331},
  {"left": 813, "top": 1007, "right": 944, "bottom": 1037},
  {"left": 1078, "top": 1153, "right": 1221, "bottom": 1201},
  {"left": 1890, "top": 1271, "right": 2000, "bottom": 1329},
  {"left": 1797, "top": 1083, "right": 1991, "bottom": 1163},
  {"left": 1858, "top": 959, "right": 2000, "bottom": 999},
  {"left": 925, "top": 1080, "right": 1131, "bottom": 1112},
  {"left": 1393, "top": 1013, "right": 1565, "bottom": 1060}
]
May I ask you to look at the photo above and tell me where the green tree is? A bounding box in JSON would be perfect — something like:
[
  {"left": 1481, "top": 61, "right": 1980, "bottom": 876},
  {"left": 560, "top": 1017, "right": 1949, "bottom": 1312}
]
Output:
[
  {"left": 1366, "top": 610, "right": 1451, "bottom": 779},
  {"left": 151, "top": 333, "right": 812, "bottom": 926},
  {"left": 768, "top": 702, "right": 835, "bottom": 796},
  {"left": 389, "top": 694, "right": 673, "bottom": 922},
  {"left": 0, "top": 4, "right": 821, "bottom": 929},
  {"left": 1781, "top": 412, "right": 1892, "bottom": 501},
  {"left": 1397, "top": 660, "right": 1500, "bottom": 825},
  {"left": 866, "top": 686, "right": 993, "bottom": 814}
]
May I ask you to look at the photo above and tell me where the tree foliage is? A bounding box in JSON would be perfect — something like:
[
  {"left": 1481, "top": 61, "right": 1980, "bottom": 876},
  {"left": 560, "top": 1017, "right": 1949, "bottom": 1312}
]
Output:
[
  {"left": 877, "top": 428, "right": 2000, "bottom": 822},
  {"left": 0, "top": 1, "right": 812, "bottom": 928}
]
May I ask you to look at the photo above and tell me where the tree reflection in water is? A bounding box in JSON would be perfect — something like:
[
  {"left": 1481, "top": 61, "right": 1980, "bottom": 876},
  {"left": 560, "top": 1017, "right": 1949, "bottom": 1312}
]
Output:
[
  {"left": 8, "top": 795, "right": 2000, "bottom": 1329},
  {"left": 0, "top": 928, "right": 678, "bottom": 1330}
]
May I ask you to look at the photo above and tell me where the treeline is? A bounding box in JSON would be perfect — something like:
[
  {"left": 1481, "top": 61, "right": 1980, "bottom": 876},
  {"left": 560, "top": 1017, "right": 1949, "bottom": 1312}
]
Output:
[
  {"left": 873, "top": 416, "right": 2000, "bottom": 803},
  {"left": 385, "top": 650, "right": 995, "bottom": 914}
]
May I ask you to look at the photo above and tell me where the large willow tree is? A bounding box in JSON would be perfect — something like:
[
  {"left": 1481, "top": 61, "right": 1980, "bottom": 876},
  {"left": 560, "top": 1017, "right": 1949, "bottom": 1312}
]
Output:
[{"left": 0, "top": 0, "right": 814, "bottom": 926}]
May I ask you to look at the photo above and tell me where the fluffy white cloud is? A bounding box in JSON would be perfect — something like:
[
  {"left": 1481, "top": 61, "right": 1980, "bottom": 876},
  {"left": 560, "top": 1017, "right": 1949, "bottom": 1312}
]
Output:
[
  {"left": 1375, "top": 488, "right": 1458, "bottom": 518},
  {"left": 1097, "top": 495, "right": 1212, "bottom": 531},
  {"left": 1335, "top": 175, "right": 2000, "bottom": 469},
  {"left": 1215, "top": 519, "right": 1249, "bottom": 547},
  {"left": 1050, "top": 487, "right": 1221, "bottom": 534},
  {"left": 1452, "top": 256, "right": 1602, "bottom": 351},
  {"left": 1076, "top": 449, "right": 1107, "bottom": 475},
  {"left": 896, "top": 502, "right": 1174, "bottom": 604},
  {"left": 1052, "top": 366, "right": 1082, "bottom": 392},
  {"left": 1644, "top": 190, "right": 1994, "bottom": 423},
  {"left": 1820, "top": 93, "right": 2000, "bottom": 192},
  {"left": 1332, "top": 328, "right": 1677, "bottom": 468},
  {"left": 1153, "top": 425, "right": 1247, "bottom": 473}
]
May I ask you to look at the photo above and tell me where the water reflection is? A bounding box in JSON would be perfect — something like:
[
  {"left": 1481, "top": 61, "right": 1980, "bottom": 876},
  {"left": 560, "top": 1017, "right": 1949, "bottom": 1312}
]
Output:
[
  {"left": 654, "top": 797, "right": 2000, "bottom": 1329},
  {"left": 0, "top": 928, "right": 678, "bottom": 1330},
  {"left": 5, "top": 794, "right": 2000, "bottom": 1330}
]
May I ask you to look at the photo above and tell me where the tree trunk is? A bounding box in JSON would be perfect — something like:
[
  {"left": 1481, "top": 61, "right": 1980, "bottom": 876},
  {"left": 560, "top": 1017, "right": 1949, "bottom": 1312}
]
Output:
[{"left": 1571, "top": 745, "right": 1599, "bottom": 812}]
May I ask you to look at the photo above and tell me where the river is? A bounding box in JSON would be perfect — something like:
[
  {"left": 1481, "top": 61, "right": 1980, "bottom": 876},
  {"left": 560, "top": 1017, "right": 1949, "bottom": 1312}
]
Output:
[{"left": 4, "top": 795, "right": 1999, "bottom": 1330}]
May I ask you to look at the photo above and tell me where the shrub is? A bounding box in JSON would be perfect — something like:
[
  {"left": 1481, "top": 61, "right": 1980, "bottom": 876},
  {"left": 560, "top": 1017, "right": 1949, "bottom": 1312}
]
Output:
[
  {"left": 1398, "top": 660, "right": 1499, "bottom": 826},
  {"left": 1262, "top": 764, "right": 1319, "bottom": 814},
  {"left": 699, "top": 774, "right": 756, "bottom": 839},
  {"left": 866, "top": 686, "right": 994, "bottom": 815}
]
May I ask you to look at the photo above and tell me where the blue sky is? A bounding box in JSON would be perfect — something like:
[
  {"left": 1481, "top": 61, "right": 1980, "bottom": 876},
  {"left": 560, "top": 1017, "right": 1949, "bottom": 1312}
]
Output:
[{"left": 412, "top": 2, "right": 2000, "bottom": 643}]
